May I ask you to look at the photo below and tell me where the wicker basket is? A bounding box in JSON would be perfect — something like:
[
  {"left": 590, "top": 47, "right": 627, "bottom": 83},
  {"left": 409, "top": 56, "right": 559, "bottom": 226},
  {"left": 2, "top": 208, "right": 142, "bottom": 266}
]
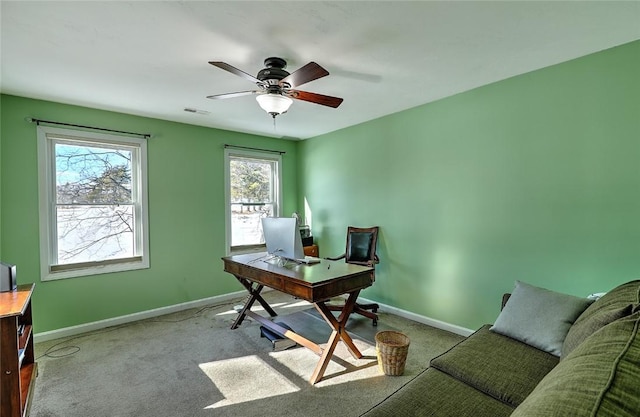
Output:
[{"left": 375, "top": 330, "right": 410, "bottom": 376}]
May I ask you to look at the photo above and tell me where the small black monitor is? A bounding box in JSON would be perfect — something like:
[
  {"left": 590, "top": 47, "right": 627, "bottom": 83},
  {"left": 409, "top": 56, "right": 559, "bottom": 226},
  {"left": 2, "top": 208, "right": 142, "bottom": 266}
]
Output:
[{"left": 0, "top": 262, "right": 17, "bottom": 292}]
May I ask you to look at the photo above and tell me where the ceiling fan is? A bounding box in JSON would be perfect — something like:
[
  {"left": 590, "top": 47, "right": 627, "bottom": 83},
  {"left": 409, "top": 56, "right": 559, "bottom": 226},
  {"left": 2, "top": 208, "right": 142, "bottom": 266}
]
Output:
[{"left": 206, "top": 57, "right": 344, "bottom": 119}]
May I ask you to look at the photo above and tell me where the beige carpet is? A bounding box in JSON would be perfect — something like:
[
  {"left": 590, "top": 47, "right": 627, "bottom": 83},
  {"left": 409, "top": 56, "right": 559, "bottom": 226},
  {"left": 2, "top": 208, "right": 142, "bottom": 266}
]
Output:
[{"left": 31, "top": 292, "right": 464, "bottom": 417}]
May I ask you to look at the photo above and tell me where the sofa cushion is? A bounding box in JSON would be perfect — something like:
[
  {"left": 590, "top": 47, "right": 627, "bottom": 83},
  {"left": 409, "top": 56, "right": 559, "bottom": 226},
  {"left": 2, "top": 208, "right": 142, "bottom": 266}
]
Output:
[
  {"left": 562, "top": 279, "right": 640, "bottom": 358},
  {"left": 511, "top": 311, "right": 640, "bottom": 417},
  {"left": 360, "top": 367, "right": 514, "bottom": 417},
  {"left": 490, "top": 280, "right": 592, "bottom": 356},
  {"left": 430, "top": 325, "right": 558, "bottom": 407}
]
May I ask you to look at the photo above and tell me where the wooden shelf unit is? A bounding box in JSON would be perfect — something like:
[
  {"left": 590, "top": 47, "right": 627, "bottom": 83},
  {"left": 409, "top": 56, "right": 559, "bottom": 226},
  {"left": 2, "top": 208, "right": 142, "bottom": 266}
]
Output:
[{"left": 1, "top": 284, "right": 37, "bottom": 417}]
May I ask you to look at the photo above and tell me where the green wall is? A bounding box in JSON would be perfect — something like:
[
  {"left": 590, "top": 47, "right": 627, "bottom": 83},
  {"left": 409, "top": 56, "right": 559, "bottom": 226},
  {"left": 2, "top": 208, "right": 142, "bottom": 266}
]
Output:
[
  {"left": 0, "top": 95, "right": 299, "bottom": 332},
  {"left": 2, "top": 41, "right": 639, "bottom": 335},
  {"left": 298, "top": 40, "right": 640, "bottom": 330},
  {"left": 0, "top": 97, "right": 3, "bottom": 257}
]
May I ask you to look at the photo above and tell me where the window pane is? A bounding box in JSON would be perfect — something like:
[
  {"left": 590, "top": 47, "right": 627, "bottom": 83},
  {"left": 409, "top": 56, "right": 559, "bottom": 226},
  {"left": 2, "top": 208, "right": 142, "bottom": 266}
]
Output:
[
  {"left": 56, "top": 205, "right": 135, "bottom": 264},
  {"left": 230, "top": 158, "right": 273, "bottom": 204},
  {"left": 231, "top": 203, "right": 273, "bottom": 246},
  {"left": 56, "top": 142, "right": 132, "bottom": 204}
]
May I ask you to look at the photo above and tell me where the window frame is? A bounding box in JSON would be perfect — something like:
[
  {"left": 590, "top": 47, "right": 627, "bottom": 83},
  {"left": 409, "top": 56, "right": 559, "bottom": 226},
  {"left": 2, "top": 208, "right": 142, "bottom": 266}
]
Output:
[
  {"left": 37, "top": 125, "right": 150, "bottom": 281},
  {"left": 224, "top": 148, "right": 282, "bottom": 254}
]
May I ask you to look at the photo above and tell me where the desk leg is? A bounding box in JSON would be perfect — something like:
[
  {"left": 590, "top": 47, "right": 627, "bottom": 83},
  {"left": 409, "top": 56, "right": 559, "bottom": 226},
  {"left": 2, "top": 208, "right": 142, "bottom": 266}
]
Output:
[
  {"left": 310, "top": 290, "right": 363, "bottom": 384},
  {"left": 231, "top": 277, "right": 278, "bottom": 330}
]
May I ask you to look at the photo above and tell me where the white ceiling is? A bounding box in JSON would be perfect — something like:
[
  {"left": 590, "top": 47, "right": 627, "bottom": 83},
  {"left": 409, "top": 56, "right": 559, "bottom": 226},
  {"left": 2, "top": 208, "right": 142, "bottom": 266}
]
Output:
[{"left": 1, "top": 1, "right": 639, "bottom": 140}]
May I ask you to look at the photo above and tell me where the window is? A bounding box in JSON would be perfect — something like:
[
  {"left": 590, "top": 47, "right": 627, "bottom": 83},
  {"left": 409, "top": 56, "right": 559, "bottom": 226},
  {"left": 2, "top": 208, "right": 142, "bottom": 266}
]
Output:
[
  {"left": 224, "top": 148, "right": 282, "bottom": 253},
  {"left": 37, "top": 126, "right": 149, "bottom": 280}
]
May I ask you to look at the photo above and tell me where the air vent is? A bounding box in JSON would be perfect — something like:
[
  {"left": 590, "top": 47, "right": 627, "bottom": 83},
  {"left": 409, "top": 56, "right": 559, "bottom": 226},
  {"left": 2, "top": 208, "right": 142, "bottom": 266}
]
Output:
[{"left": 184, "top": 108, "right": 210, "bottom": 115}]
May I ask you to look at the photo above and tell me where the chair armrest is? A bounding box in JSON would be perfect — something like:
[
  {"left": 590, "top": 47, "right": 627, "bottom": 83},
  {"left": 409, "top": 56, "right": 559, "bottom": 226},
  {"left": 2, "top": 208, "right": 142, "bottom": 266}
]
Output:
[
  {"left": 501, "top": 293, "right": 511, "bottom": 311},
  {"left": 325, "top": 254, "right": 380, "bottom": 265}
]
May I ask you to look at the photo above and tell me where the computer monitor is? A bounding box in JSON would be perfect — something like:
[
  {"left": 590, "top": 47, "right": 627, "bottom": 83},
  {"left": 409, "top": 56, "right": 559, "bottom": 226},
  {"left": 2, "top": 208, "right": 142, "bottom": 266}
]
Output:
[
  {"left": 0, "top": 262, "right": 17, "bottom": 292},
  {"left": 261, "top": 217, "right": 305, "bottom": 262}
]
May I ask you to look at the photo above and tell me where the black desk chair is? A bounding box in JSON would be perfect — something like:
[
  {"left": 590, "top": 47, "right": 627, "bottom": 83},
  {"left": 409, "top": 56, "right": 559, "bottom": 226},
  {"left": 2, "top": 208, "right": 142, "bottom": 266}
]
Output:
[{"left": 326, "top": 226, "right": 380, "bottom": 326}]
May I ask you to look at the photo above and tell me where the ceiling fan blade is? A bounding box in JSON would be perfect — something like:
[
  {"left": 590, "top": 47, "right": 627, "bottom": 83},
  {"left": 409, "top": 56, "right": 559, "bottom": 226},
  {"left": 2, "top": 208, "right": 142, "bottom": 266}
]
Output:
[
  {"left": 208, "top": 61, "right": 261, "bottom": 84},
  {"left": 286, "top": 90, "right": 343, "bottom": 108},
  {"left": 280, "top": 62, "right": 329, "bottom": 88},
  {"left": 206, "top": 91, "right": 260, "bottom": 100}
]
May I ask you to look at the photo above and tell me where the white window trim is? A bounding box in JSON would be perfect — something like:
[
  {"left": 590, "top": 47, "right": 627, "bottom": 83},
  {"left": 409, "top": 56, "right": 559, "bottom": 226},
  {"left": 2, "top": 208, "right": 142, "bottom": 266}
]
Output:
[
  {"left": 224, "top": 148, "right": 282, "bottom": 255},
  {"left": 37, "top": 126, "right": 150, "bottom": 281}
]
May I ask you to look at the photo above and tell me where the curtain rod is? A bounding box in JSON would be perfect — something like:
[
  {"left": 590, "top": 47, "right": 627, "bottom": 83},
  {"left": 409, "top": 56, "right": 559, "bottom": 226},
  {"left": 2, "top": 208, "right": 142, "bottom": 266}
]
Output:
[
  {"left": 26, "top": 117, "right": 152, "bottom": 139},
  {"left": 224, "top": 144, "right": 285, "bottom": 155}
]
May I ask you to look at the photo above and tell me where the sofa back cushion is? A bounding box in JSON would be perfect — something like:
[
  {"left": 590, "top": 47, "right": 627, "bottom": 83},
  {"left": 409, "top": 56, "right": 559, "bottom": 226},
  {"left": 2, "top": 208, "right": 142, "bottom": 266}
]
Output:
[
  {"left": 511, "top": 311, "right": 640, "bottom": 417},
  {"left": 562, "top": 280, "right": 640, "bottom": 358}
]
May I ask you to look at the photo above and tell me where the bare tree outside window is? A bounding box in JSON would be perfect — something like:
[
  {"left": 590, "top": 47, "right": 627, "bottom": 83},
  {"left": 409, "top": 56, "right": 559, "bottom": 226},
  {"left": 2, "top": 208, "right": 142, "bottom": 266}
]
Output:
[
  {"left": 55, "top": 142, "right": 135, "bottom": 264},
  {"left": 229, "top": 156, "right": 278, "bottom": 247},
  {"left": 38, "top": 125, "right": 148, "bottom": 280}
]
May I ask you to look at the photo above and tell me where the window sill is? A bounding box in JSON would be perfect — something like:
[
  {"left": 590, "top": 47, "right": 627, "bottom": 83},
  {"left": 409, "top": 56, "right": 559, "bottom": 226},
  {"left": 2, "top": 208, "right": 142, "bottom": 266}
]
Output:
[
  {"left": 228, "top": 245, "right": 266, "bottom": 256},
  {"left": 42, "top": 259, "right": 149, "bottom": 281}
]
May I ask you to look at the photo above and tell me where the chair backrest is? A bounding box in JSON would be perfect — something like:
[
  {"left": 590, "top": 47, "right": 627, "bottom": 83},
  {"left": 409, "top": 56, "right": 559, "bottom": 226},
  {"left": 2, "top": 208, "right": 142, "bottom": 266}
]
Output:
[{"left": 344, "top": 226, "right": 379, "bottom": 266}]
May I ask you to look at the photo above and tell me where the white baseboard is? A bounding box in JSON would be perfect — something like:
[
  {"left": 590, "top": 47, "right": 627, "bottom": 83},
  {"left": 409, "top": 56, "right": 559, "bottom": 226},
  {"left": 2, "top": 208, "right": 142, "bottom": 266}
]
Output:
[
  {"left": 357, "top": 296, "right": 475, "bottom": 337},
  {"left": 34, "top": 290, "right": 473, "bottom": 343},
  {"left": 34, "top": 290, "right": 247, "bottom": 343}
]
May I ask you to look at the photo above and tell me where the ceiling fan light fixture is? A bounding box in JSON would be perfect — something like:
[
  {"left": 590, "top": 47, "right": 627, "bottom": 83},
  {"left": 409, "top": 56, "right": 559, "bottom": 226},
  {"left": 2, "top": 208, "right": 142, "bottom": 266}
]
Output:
[{"left": 256, "top": 93, "right": 293, "bottom": 117}]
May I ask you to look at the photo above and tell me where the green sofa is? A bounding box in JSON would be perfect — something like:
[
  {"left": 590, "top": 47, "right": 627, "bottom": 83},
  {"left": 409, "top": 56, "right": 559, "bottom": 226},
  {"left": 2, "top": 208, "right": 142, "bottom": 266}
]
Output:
[{"left": 361, "top": 280, "right": 640, "bottom": 416}]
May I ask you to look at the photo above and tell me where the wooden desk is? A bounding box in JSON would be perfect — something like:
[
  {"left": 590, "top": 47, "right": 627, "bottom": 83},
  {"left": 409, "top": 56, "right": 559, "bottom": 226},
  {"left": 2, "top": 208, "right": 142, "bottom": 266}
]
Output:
[{"left": 222, "top": 252, "right": 374, "bottom": 384}]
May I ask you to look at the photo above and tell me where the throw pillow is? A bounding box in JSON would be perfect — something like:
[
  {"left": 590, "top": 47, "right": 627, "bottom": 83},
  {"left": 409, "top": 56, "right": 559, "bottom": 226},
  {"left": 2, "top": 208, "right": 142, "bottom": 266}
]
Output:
[{"left": 490, "top": 281, "right": 593, "bottom": 356}]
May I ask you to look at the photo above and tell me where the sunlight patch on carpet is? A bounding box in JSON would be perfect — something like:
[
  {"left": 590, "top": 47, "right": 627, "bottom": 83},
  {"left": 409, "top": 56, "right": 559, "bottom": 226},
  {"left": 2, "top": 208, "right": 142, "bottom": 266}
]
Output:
[
  {"left": 215, "top": 301, "right": 294, "bottom": 317},
  {"left": 199, "top": 355, "right": 299, "bottom": 408},
  {"left": 279, "top": 300, "right": 313, "bottom": 309},
  {"left": 268, "top": 341, "right": 382, "bottom": 386}
]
